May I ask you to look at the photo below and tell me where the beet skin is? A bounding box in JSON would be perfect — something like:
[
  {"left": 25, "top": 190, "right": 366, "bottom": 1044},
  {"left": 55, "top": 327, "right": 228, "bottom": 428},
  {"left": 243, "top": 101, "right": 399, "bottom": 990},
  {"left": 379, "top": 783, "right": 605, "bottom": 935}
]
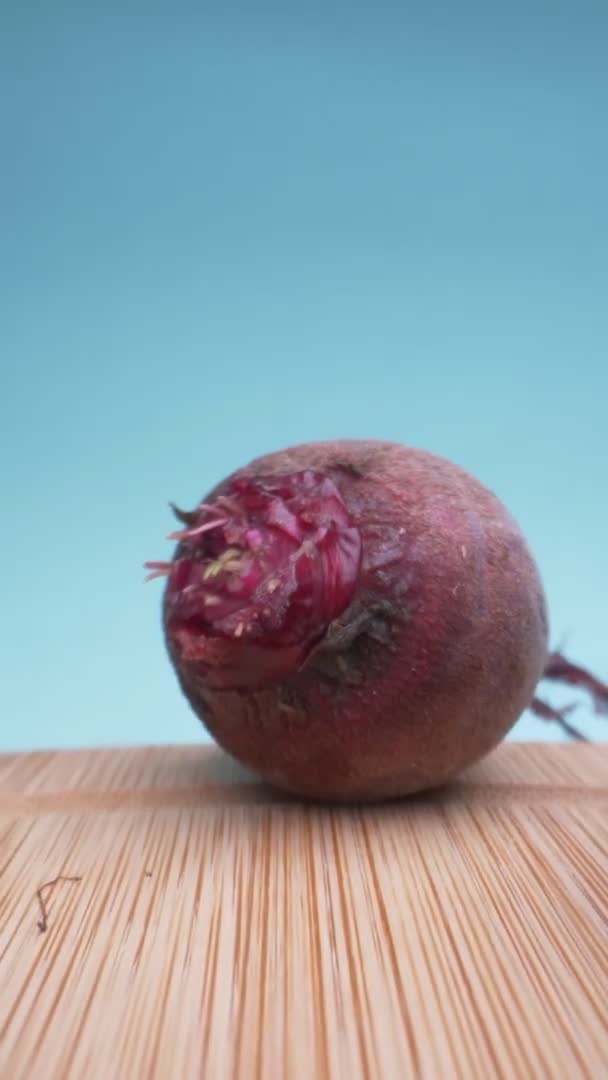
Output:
[{"left": 146, "top": 440, "right": 604, "bottom": 802}]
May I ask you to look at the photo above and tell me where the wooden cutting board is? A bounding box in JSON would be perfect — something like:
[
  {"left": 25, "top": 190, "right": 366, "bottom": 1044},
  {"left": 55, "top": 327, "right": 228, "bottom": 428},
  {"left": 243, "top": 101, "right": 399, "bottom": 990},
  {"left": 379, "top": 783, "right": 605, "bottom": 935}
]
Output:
[{"left": 1, "top": 742, "right": 607, "bottom": 1079}]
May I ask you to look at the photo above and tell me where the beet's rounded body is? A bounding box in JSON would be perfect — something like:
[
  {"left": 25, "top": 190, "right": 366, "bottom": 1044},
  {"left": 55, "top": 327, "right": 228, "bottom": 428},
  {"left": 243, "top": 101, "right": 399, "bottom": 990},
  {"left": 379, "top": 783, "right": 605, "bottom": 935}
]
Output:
[{"left": 157, "top": 440, "right": 549, "bottom": 801}]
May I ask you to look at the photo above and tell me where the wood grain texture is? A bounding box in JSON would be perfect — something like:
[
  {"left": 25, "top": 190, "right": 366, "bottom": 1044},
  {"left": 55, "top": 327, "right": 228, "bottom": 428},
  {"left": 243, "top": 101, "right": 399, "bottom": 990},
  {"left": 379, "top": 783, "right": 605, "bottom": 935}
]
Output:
[{"left": 1, "top": 742, "right": 607, "bottom": 1079}]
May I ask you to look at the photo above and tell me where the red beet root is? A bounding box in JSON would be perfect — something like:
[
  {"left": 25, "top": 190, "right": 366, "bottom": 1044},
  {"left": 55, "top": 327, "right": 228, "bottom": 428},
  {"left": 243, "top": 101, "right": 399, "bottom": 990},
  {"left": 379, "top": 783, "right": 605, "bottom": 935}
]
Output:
[{"left": 146, "top": 440, "right": 608, "bottom": 801}]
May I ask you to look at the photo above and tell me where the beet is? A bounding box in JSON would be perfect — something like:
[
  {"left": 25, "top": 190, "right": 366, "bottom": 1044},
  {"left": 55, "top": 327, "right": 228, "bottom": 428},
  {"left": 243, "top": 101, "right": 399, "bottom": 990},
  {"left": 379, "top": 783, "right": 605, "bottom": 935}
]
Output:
[{"left": 145, "top": 440, "right": 608, "bottom": 801}]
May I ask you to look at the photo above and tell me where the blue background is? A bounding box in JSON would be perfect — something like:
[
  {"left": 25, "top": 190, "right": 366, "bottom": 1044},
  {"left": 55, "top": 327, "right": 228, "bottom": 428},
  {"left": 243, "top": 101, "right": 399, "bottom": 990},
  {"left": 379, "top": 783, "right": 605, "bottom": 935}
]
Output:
[{"left": 2, "top": 8, "right": 606, "bottom": 751}]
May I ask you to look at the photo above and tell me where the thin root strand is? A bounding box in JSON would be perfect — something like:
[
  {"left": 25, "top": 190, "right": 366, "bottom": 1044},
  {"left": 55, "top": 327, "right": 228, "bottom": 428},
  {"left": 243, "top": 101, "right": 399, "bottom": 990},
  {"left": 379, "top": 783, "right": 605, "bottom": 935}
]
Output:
[
  {"left": 542, "top": 651, "right": 608, "bottom": 715},
  {"left": 530, "top": 697, "right": 587, "bottom": 741},
  {"left": 529, "top": 649, "right": 608, "bottom": 740}
]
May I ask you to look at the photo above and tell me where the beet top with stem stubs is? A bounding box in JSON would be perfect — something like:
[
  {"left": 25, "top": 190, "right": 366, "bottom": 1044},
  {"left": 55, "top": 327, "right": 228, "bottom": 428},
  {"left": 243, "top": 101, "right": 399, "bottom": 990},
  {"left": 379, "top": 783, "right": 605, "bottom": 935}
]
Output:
[{"left": 145, "top": 439, "right": 608, "bottom": 802}]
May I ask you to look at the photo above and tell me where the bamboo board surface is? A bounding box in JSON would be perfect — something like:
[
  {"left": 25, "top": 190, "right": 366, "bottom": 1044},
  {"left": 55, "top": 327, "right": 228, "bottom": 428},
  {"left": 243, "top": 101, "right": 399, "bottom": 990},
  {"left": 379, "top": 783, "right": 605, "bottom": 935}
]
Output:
[{"left": 1, "top": 742, "right": 607, "bottom": 1079}]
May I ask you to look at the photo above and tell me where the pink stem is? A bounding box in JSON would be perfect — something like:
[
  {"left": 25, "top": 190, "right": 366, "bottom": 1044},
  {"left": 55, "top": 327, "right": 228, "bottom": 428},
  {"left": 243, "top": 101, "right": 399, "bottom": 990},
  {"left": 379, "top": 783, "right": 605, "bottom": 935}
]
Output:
[
  {"left": 143, "top": 561, "right": 173, "bottom": 583},
  {"left": 167, "top": 517, "right": 228, "bottom": 542}
]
